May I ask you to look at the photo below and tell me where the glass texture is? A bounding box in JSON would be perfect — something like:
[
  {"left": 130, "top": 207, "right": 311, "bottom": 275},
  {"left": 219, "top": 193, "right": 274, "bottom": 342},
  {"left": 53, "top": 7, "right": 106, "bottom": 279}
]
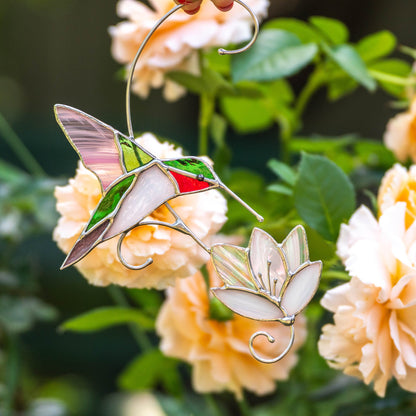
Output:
[
  {"left": 212, "top": 288, "right": 284, "bottom": 321},
  {"left": 164, "top": 158, "right": 215, "bottom": 180},
  {"left": 282, "top": 225, "right": 309, "bottom": 272},
  {"left": 170, "top": 171, "right": 211, "bottom": 193},
  {"left": 104, "top": 165, "right": 176, "bottom": 239},
  {"left": 55, "top": 106, "right": 123, "bottom": 190},
  {"left": 63, "top": 219, "right": 110, "bottom": 267},
  {"left": 118, "top": 136, "right": 153, "bottom": 171},
  {"left": 211, "top": 245, "right": 256, "bottom": 289},
  {"left": 281, "top": 262, "right": 321, "bottom": 316},
  {"left": 249, "top": 229, "right": 287, "bottom": 296},
  {"left": 87, "top": 174, "right": 135, "bottom": 231}
]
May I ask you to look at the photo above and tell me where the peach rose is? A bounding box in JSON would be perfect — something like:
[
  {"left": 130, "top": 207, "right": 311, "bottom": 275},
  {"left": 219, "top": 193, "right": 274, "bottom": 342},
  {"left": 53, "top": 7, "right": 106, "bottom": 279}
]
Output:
[
  {"left": 319, "top": 203, "right": 416, "bottom": 397},
  {"left": 156, "top": 264, "right": 307, "bottom": 399},
  {"left": 53, "top": 133, "right": 227, "bottom": 289},
  {"left": 378, "top": 163, "right": 416, "bottom": 228},
  {"left": 384, "top": 98, "right": 416, "bottom": 162},
  {"left": 109, "top": 0, "right": 269, "bottom": 101}
]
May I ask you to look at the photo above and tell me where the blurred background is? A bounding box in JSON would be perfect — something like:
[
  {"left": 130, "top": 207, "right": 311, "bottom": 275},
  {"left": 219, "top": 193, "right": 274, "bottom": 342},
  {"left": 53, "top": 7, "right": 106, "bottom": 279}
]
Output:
[{"left": 1, "top": 0, "right": 415, "bottom": 414}]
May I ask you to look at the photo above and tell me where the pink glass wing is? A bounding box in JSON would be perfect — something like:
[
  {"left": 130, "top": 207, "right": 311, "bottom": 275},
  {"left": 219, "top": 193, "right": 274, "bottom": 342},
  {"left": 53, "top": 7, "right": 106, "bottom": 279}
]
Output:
[
  {"left": 211, "top": 245, "right": 256, "bottom": 290},
  {"left": 55, "top": 105, "right": 123, "bottom": 191},
  {"left": 280, "top": 261, "right": 322, "bottom": 316},
  {"left": 103, "top": 165, "right": 176, "bottom": 240},
  {"left": 212, "top": 288, "right": 284, "bottom": 321},
  {"left": 282, "top": 225, "right": 309, "bottom": 272},
  {"left": 248, "top": 228, "right": 288, "bottom": 297}
]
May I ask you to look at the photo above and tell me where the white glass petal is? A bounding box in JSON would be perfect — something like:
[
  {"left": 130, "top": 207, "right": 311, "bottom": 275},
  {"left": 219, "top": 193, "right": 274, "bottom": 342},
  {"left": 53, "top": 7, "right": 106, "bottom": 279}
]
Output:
[
  {"left": 280, "top": 261, "right": 322, "bottom": 316},
  {"left": 281, "top": 225, "right": 309, "bottom": 272},
  {"left": 212, "top": 288, "right": 284, "bottom": 321},
  {"left": 104, "top": 165, "right": 176, "bottom": 239},
  {"left": 249, "top": 228, "right": 288, "bottom": 296},
  {"left": 211, "top": 245, "right": 256, "bottom": 290}
]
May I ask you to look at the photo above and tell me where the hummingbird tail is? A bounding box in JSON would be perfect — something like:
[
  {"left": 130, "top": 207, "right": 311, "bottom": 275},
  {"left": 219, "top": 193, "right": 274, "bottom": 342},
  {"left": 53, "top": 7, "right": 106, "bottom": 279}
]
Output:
[{"left": 60, "top": 220, "right": 110, "bottom": 269}]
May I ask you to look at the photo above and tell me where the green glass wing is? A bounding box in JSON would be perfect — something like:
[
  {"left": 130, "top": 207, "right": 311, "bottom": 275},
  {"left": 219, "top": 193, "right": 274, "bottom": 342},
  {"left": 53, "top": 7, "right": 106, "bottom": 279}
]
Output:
[
  {"left": 164, "top": 158, "right": 215, "bottom": 180},
  {"left": 86, "top": 174, "right": 135, "bottom": 231},
  {"left": 118, "top": 136, "right": 153, "bottom": 172}
]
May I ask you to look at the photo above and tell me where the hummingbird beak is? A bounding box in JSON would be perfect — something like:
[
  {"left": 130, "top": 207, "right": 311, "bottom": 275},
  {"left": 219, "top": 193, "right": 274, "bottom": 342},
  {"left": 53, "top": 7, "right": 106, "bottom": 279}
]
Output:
[{"left": 219, "top": 182, "right": 264, "bottom": 222}]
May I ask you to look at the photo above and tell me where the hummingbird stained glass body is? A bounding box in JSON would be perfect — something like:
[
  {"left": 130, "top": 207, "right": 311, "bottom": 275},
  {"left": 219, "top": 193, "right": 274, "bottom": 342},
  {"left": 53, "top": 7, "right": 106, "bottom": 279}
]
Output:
[{"left": 55, "top": 105, "right": 262, "bottom": 269}]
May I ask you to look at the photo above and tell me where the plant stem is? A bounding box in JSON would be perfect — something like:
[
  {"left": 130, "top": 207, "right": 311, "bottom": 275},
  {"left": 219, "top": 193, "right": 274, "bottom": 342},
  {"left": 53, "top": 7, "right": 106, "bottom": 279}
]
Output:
[
  {"left": 0, "top": 112, "right": 45, "bottom": 176},
  {"left": 295, "top": 70, "right": 324, "bottom": 121},
  {"left": 321, "top": 270, "right": 350, "bottom": 281},
  {"left": 198, "top": 94, "right": 215, "bottom": 156},
  {"left": 368, "top": 69, "right": 416, "bottom": 86},
  {"left": 4, "top": 331, "right": 19, "bottom": 416},
  {"left": 204, "top": 394, "right": 222, "bottom": 416},
  {"left": 238, "top": 394, "right": 251, "bottom": 416},
  {"left": 107, "top": 285, "right": 152, "bottom": 351}
]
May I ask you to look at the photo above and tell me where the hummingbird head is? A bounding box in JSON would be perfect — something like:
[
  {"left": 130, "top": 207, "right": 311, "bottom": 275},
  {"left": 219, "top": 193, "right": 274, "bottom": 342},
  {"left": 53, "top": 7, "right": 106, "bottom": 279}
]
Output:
[
  {"left": 164, "top": 157, "right": 264, "bottom": 222},
  {"left": 164, "top": 157, "right": 217, "bottom": 193}
]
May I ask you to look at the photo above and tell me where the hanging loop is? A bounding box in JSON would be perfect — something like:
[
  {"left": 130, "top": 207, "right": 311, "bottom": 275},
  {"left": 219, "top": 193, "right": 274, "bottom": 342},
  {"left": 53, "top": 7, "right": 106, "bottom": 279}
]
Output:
[
  {"left": 125, "top": 0, "right": 260, "bottom": 137},
  {"left": 117, "top": 232, "right": 153, "bottom": 270},
  {"left": 218, "top": 0, "right": 259, "bottom": 55}
]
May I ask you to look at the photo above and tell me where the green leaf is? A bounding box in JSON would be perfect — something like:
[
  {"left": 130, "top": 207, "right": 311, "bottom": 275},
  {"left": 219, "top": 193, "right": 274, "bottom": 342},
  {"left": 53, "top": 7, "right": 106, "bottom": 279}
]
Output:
[
  {"left": 354, "top": 140, "right": 395, "bottom": 169},
  {"left": 60, "top": 306, "right": 154, "bottom": 333},
  {"left": 356, "top": 30, "right": 396, "bottom": 62},
  {"left": 328, "top": 77, "right": 358, "bottom": 100},
  {"left": 220, "top": 95, "right": 274, "bottom": 133},
  {"left": 267, "top": 159, "right": 297, "bottom": 185},
  {"left": 0, "top": 296, "right": 57, "bottom": 334},
  {"left": 309, "top": 16, "right": 348, "bottom": 44},
  {"left": 167, "top": 65, "right": 233, "bottom": 96},
  {"left": 205, "top": 47, "right": 231, "bottom": 75},
  {"left": 267, "top": 183, "right": 293, "bottom": 196},
  {"left": 323, "top": 44, "right": 376, "bottom": 91},
  {"left": 166, "top": 71, "right": 207, "bottom": 95},
  {"left": 118, "top": 349, "right": 180, "bottom": 393},
  {"left": 231, "top": 29, "right": 318, "bottom": 82},
  {"left": 126, "top": 289, "right": 162, "bottom": 317},
  {"left": 209, "top": 296, "right": 234, "bottom": 321},
  {"left": 368, "top": 59, "right": 412, "bottom": 97},
  {"left": 289, "top": 135, "right": 356, "bottom": 153},
  {"left": 294, "top": 153, "right": 356, "bottom": 241},
  {"left": 263, "top": 18, "right": 321, "bottom": 43},
  {"left": 258, "top": 79, "right": 295, "bottom": 105},
  {"left": 0, "top": 159, "right": 27, "bottom": 184}
]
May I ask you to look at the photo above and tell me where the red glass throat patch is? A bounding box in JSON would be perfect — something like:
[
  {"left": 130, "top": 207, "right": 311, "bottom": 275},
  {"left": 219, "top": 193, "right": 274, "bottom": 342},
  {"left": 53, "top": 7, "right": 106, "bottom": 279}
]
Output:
[{"left": 170, "top": 171, "right": 211, "bottom": 193}]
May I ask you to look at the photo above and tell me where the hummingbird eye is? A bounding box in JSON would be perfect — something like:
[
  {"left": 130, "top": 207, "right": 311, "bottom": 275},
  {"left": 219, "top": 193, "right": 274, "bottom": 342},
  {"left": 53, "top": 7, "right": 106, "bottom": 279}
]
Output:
[{"left": 197, "top": 174, "right": 204, "bottom": 181}]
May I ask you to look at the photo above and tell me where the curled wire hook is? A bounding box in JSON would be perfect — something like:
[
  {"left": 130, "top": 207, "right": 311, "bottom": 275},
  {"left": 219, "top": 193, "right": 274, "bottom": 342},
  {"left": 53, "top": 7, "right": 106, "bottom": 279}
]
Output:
[
  {"left": 125, "top": 0, "right": 260, "bottom": 137},
  {"left": 249, "top": 324, "right": 295, "bottom": 364},
  {"left": 218, "top": 0, "right": 259, "bottom": 55},
  {"left": 117, "top": 232, "right": 153, "bottom": 270}
]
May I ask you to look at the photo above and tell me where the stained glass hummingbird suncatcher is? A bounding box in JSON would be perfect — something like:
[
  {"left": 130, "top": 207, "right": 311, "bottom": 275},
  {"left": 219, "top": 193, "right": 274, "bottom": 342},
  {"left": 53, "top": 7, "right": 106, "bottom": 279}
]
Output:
[
  {"left": 55, "top": 104, "right": 263, "bottom": 270},
  {"left": 55, "top": 0, "right": 323, "bottom": 364},
  {"left": 55, "top": 0, "right": 263, "bottom": 271}
]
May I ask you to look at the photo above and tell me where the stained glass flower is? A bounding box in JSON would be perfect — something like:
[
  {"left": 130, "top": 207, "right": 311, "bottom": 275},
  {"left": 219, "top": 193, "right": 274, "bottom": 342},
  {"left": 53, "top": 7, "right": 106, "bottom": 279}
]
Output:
[
  {"left": 156, "top": 263, "right": 307, "bottom": 398},
  {"left": 211, "top": 226, "right": 322, "bottom": 362}
]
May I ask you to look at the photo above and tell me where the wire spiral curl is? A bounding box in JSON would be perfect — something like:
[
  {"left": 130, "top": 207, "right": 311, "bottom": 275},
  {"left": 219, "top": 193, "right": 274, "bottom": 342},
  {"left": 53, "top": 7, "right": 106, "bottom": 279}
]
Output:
[
  {"left": 117, "top": 232, "right": 153, "bottom": 270},
  {"left": 249, "top": 324, "right": 295, "bottom": 364},
  {"left": 248, "top": 305, "right": 296, "bottom": 363}
]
